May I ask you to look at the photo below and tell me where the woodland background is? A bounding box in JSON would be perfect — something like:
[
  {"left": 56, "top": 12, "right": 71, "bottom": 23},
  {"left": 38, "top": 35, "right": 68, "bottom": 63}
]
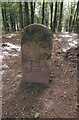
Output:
[{"left": 0, "top": 1, "right": 79, "bottom": 34}]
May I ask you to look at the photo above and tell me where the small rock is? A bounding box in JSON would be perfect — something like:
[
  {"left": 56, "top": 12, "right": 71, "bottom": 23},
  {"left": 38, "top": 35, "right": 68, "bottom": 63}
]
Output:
[
  {"left": 63, "top": 91, "right": 66, "bottom": 95},
  {"left": 2, "top": 63, "right": 9, "bottom": 70},
  {"left": 68, "top": 97, "right": 72, "bottom": 101}
]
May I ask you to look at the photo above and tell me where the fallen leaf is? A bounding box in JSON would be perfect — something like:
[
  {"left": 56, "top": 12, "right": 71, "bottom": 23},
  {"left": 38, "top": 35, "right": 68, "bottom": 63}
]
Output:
[
  {"left": 16, "top": 74, "right": 22, "bottom": 80},
  {"left": 34, "top": 112, "right": 40, "bottom": 118}
]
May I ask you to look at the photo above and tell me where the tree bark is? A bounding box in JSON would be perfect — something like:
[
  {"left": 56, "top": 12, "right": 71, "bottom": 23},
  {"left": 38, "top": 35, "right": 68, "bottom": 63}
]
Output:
[
  {"left": 53, "top": 2, "right": 57, "bottom": 32},
  {"left": 30, "top": 2, "right": 35, "bottom": 24},
  {"left": 58, "top": 2, "right": 63, "bottom": 32},
  {"left": 76, "top": 1, "right": 79, "bottom": 33},
  {"left": 19, "top": 2, "right": 23, "bottom": 30},
  {"left": 69, "top": 3, "right": 74, "bottom": 32},
  {"left": 50, "top": 2, "right": 53, "bottom": 29},
  {"left": 9, "top": 3, "right": 16, "bottom": 32},
  {"left": 42, "top": 2, "right": 45, "bottom": 24},
  {"left": 1, "top": 3, "right": 9, "bottom": 33},
  {"left": 24, "top": 2, "right": 30, "bottom": 26},
  {"left": 71, "top": 9, "right": 76, "bottom": 32}
]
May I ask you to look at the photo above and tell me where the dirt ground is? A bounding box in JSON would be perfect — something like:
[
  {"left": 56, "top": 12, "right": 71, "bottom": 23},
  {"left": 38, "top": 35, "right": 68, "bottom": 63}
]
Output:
[{"left": 1, "top": 32, "right": 79, "bottom": 118}]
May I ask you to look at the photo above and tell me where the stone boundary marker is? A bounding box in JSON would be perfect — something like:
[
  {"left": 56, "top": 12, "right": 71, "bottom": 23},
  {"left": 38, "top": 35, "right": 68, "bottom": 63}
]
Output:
[{"left": 21, "top": 24, "right": 53, "bottom": 84}]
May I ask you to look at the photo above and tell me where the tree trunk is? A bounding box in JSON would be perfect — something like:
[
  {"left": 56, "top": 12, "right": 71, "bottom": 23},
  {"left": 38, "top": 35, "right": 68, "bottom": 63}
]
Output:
[
  {"left": 58, "top": 2, "right": 63, "bottom": 32},
  {"left": 65, "top": 19, "right": 69, "bottom": 31},
  {"left": 42, "top": 2, "right": 45, "bottom": 24},
  {"left": 76, "top": 1, "right": 79, "bottom": 33},
  {"left": 71, "top": 8, "right": 76, "bottom": 32},
  {"left": 24, "top": 2, "right": 30, "bottom": 26},
  {"left": 69, "top": 3, "right": 74, "bottom": 32},
  {"left": 50, "top": 2, "right": 53, "bottom": 29},
  {"left": 9, "top": 3, "right": 16, "bottom": 32},
  {"left": 53, "top": 2, "right": 57, "bottom": 32},
  {"left": 44, "top": 3, "right": 49, "bottom": 27},
  {"left": 30, "top": 2, "right": 35, "bottom": 24},
  {"left": 1, "top": 4, "right": 6, "bottom": 32},
  {"left": 19, "top": 2, "right": 23, "bottom": 30},
  {"left": 1, "top": 3, "right": 9, "bottom": 33}
]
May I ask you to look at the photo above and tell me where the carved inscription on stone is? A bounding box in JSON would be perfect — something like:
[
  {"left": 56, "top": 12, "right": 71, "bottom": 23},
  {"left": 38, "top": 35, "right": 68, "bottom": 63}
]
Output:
[{"left": 25, "top": 60, "right": 40, "bottom": 73}]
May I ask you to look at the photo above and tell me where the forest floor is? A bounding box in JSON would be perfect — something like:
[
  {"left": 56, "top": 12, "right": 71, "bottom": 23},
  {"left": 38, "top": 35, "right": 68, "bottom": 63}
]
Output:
[{"left": 1, "top": 32, "right": 79, "bottom": 118}]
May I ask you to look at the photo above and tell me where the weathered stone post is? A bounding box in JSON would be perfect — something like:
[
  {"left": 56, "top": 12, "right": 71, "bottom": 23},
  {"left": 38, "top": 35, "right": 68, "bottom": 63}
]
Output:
[{"left": 21, "top": 24, "right": 53, "bottom": 84}]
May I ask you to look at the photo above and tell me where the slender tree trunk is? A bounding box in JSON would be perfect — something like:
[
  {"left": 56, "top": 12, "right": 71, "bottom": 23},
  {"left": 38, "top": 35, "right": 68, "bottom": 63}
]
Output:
[
  {"left": 57, "top": 2, "right": 60, "bottom": 30},
  {"left": 9, "top": 10, "right": 13, "bottom": 31},
  {"left": 24, "top": 2, "right": 30, "bottom": 26},
  {"left": 53, "top": 2, "right": 57, "bottom": 32},
  {"left": 69, "top": 3, "right": 74, "bottom": 32},
  {"left": 34, "top": 2, "right": 36, "bottom": 10},
  {"left": 76, "top": 1, "right": 79, "bottom": 33},
  {"left": 71, "top": 8, "right": 76, "bottom": 32},
  {"left": 1, "top": 4, "right": 6, "bottom": 32},
  {"left": 30, "top": 2, "right": 35, "bottom": 24},
  {"left": 9, "top": 3, "right": 16, "bottom": 32},
  {"left": 1, "top": 3, "right": 9, "bottom": 33},
  {"left": 69, "top": 16, "right": 72, "bottom": 32},
  {"left": 45, "top": 3, "right": 49, "bottom": 27},
  {"left": 19, "top": 2, "right": 23, "bottom": 30},
  {"left": 12, "top": 10, "right": 16, "bottom": 32},
  {"left": 50, "top": 2, "right": 53, "bottom": 29},
  {"left": 58, "top": 2, "right": 63, "bottom": 32},
  {"left": 65, "top": 19, "right": 69, "bottom": 31},
  {"left": 42, "top": 2, "right": 45, "bottom": 24}
]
